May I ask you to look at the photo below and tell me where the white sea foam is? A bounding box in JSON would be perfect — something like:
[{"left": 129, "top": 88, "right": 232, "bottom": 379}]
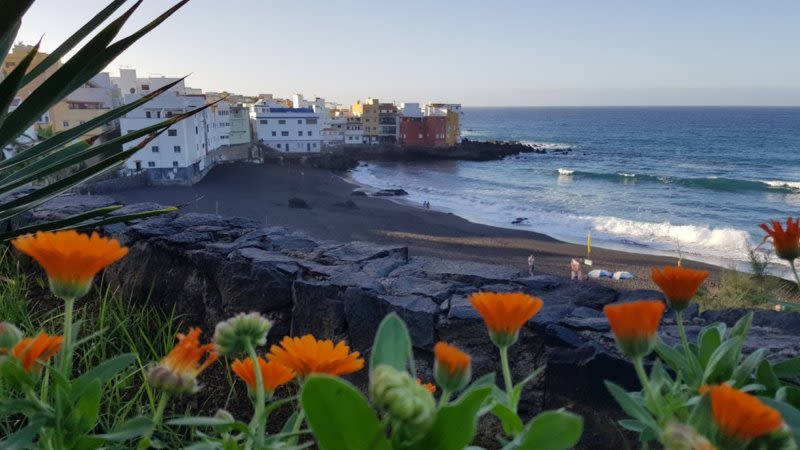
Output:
[
  {"left": 763, "top": 180, "right": 800, "bottom": 191},
  {"left": 558, "top": 168, "right": 574, "bottom": 175},
  {"left": 618, "top": 172, "right": 636, "bottom": 178},
  {"left": 520, "top": 140, "right": 573, "bottom": 150}
]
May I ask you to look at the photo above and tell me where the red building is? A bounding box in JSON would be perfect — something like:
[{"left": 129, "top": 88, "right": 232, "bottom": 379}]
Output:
[{"left": 399, "top": 116, "right": 447, "bottom": 147}]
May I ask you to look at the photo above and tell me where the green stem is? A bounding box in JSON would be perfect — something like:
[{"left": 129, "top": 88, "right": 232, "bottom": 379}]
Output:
[
  {"left": 790, "top": 260, "right": 800, "bottom": 291},
  {"left": 439, "top": 389, "right": 451, "bottom": 407},
  {"left": 246, "top": 343, "right": 266, "bottom": 445},
  {"left": 633, "top": 357, "right": 661, "bottom": 423},
  {"left": 291, "top": 407, "right": 306, "bottom": 437},
  {"left": 140, "top": 393, "right": 169, "bottom": 449},
  {"left": 499, "top": 345, "right": 515, "bottom": 411},
  {"left": 675, "top": 310, "right": 691, "bottom": 359},
  {"left": 60, "top": 298, "right": 75, "bottom": 376}
]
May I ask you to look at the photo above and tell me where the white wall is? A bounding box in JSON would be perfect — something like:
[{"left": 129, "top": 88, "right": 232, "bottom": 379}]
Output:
[{"left": 250, "top": 101, "right": 323, "bottom": 153}]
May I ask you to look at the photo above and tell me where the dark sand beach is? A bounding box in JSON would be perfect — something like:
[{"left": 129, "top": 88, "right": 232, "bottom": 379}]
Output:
[{"left": 110, "top": 163, "right": 721, "bottom": 290}]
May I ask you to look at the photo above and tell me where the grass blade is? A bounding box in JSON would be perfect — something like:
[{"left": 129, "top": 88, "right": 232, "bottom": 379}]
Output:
[{"left": 0, "top": 204, "right": 122, "bottom": 241}]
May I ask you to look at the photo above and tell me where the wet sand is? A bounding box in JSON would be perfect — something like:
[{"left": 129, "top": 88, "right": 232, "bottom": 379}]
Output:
[{"left": 111, "top": 163, "right": 720, "bottom": 290}]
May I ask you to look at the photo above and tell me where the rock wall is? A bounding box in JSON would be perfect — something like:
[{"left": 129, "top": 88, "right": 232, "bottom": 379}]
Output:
[{"left": 29, "top": 198, "right": 800, "bottom": 449}]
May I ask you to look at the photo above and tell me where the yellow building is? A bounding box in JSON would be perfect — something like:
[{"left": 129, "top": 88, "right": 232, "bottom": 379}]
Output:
[
  {"left": 445, "top": 110, "right": 460, "bottom": 146},
  {"left": 2, "top": 43, "right": 62, "bottom": 100},
  {"left": 351, "top": 98, "right": 380, "bottom": 142}
]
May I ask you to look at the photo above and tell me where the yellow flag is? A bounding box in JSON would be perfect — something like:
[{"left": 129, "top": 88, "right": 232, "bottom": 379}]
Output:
[{"left": 587, "top": 231, "right": 592, "bottom": 257}]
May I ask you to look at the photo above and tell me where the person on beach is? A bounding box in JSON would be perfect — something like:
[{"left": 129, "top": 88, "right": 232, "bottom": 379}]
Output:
[
  {"left": 570, "top": 258, "right": 584, "bottom": 281},
  {"left": 527, "top": 254, "right": 535, "bottom": 275}
]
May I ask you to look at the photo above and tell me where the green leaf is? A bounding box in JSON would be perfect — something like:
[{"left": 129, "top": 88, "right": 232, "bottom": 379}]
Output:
[
  {"left": 773, "top": 356, "right": 800, "bottom": 379},
  {"left": 729, "top": 312, "right": 753, "bottom": 339},
  {"left": 701, "top": 336, "right": 744, "bottom": 385},
  {"left": 0, "top": 39, "right": 40, "bottom": 124},
  {"left": 776, "top": 386, "right": 800, "bottom": 409},
  {"left": 0, "top": 418, "right": 45, "bottom": 450},
  {"left": 19, "top": 0, "right": 128, "bottom": 87},
  {"left": 302, "top": 375, "right": 391, "bottom": 450},
  {"left": 618, "top": 419, "right": 647, "bottom": 432},
  {"left": 697, "top": 324, "right": 723, "bottom": 367},
  {"left": 515, "top": 410, "right": 583, "bottom": 450},
  {"left": 0, "top": 357, "right": 36, "bottom": 390},
  {"left": 0, "top": 1, "right": 35, "bottom": 57},
  {"left": 72, "top": 353, "right": 135, "bottom": 401},
  {"left": 71, "top": 379, "right": 102, "bottom": 434},
  {"left": 95, "top": 416, "right": 154, "bottom": 441},
  {"left": 604, "top": 381, "right": 659, "bottom": 432},
  {"left": 731, "top": 348, "right": 766, "bottom": 387},
  {"left": 403, "top": 384, "right": 493, "bottom": 450},
  {"left": 370, "top": 312, "right": 415, "bottom": 375},
  {"left": 511, "top": 366, "right": 544, "bottom": 408},
  {"left": 491, "top": 401, "right": 525, "bottom": 437},
  {"left": 756, "top": 360, "right": 782, "bottom": 393}
]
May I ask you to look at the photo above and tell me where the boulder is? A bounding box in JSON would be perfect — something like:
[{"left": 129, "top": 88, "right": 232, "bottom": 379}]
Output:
[
  {"left": 374, "top": 189, "right": 408, "bottom": 197},
  {"left": 288, "top": 197, "right": 310, "bottom": 208}
]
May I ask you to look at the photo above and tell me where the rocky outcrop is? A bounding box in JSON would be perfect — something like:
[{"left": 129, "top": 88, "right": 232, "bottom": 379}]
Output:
[{"left": 28, "top": 196, "right": 800, "bottom": 449}]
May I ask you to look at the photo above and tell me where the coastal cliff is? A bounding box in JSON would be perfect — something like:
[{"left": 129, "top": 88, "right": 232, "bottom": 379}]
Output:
[{"left": 25, "top": 195, "right": 800, "bottom": 449}]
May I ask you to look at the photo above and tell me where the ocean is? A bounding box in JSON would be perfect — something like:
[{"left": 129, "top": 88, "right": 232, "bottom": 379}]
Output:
[{"left": 351, "top": 107, "right": 800, "bottom": 270}]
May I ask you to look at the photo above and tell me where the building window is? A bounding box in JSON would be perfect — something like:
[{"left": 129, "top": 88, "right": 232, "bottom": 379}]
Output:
[
  {"left": 313, "top": 143, "right": 317, "bottom": 148},
  {"left": 156, "top": 111, "right": 161, "bottom": 118},
  {"left": 260, "top": 119, "right": 268, "bottom": 124},
  {"left": 141, "top": 84, "right": 150, "bottom": 90},
  {"left": 277, "top": 144, "right": 281, "bottom": 148},
  {"left": 174, "top": 145, "right": 181, "bottom": 152},
  {"left": 281, "top": 131, "right": 289, "bottom": 136},
  {"left": 166, "top": 111, "right": 174, "bottom": 118},
  {"left": 307, "top": 131, "right": 312, "bottom": 136},
  {"left": 271, "top": 131, "right": 276, "bottom": 136},
  {"left": 79, "top": 120, "right": 86, "bottom": 125},
  {"left": 152, "top": 146, "right": 159, "bottom": 152},
  {"left": 62, "top": 120, "right": 69, "bottom": 127},
  {"left": 147, "top": 161, "right": 155, "bottom": 167},
  {"left": 278, "top": 119, "right": 286, "bottom": 125},
  {"left": 306, "top": 118, "right": 317, "bottom": 124},
  {"left": 298, "top": 131, "right": 303, "bottom": 136},
  {"left": 145, "top": 111, "right": 151, "bottom": 118},
  {"left": 195, "top": 126, "right": 198, "bottom": 134},
  {"left": 173, "top": 161, "right": 179, "bottom": 167},
  {"left": 168, "top": 129, "right": 177, "bottom": 136},
  {"left": 297, "top": 119, "right": 302, "bottom": 124}
]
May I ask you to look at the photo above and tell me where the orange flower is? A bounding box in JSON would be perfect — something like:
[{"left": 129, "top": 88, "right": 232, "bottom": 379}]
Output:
[
  {"left": 231, "top": 356, "right": 295, "bottom": 394},
  {"left": 760, "top": 217, "right": 800, "bottom": 261},
  {"left": 603, "top": 300, "right": 665, "bottom": 358},
  {"left": 11, "top": 333, "right": 63, "bottom": 373},
  {"left": 701, "top": 384, "right": 784, "bottom": 442},
  {"left": 12, "top": 230, "right": 128, "bottom": 300},
  {"left": 651, "top": 266, "right": 709, "bottom": 311},
  {"left": 434, "top": 342, "right": 472, "bottom": 392},
  {"left": 148, "top": 327, "right": 218, "bottom": 394},
  {"left": 469, "top": 292, "right": 543, "bottom": 347},
  {"left": 417, "top": 378, "right": 437, "bottom": 394},
  {"left": 267, "top": 335, "right": 363, "bottom": 377}
]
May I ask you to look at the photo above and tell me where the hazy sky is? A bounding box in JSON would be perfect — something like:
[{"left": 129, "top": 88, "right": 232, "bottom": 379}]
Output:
[{"left": 15, "top": 0, "right": 800, "bottom": 106}]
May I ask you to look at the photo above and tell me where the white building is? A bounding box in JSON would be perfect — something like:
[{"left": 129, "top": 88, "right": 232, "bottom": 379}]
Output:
[
  {"left": 321, "top": 116, "right": 346, "bottom": 147},
  {"left": 111, "top": 68, "right": 185, "bottom": 96},
  {"left": 250, "top": 100, "right": 323, "bottom": 152},
  {"left": 120, "top": 91, "right": 219, "bottom": 183},
  {"left": 344, "top": 117, "right": 364, "bottom": 144},
  {"left": 399, "top": 102, "right": 422, "bottom": 118}
]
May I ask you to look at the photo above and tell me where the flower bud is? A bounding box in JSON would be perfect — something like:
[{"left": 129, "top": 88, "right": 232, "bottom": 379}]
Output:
[
  {"left": 433, "top": 342, "right": 472, "bottom": 393},
  {"left": 662, "top": 422, "right": 716, "bottom": 450},
  {"left": 370, "top": 365, "right": 436, "bottom": 437},
  {"left": 0, "top": 322, "right": 23, "bottom": 351},
  {"left": 213, "top": 312, "right": 272, "bottom": 356},
  {"left": 146, "top": 365, "right": 201, "bottom": 395},
  {"left": 214, "top": 409, "right": 235, "bottom": 422}
]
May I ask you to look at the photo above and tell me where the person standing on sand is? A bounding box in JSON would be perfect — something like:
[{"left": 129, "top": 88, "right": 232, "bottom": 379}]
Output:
[
  {"left": 570, "top": 258, "right": 583, "bottom": 281},
  {"left": 527, "top": 254, "right": 535, "bottom": 275}
]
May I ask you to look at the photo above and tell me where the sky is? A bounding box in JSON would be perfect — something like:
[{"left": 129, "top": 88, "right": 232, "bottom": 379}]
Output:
[{"left": 14, "top": 0, "right": 800, "bottom": 106}]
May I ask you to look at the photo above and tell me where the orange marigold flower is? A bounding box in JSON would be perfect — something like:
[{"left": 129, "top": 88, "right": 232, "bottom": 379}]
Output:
[
  {"left": 603, "top": 300, "right": 665, "bottom": 359},
  {"left": 147, "top": 327, "right": 218, "bottom": 395},
  {"left": 417, "top": 378, "right": 437, "bottom": 394},
  {"left": 267, "top": 335, "right": 363, "bottom": 377},
  {"left": 651, "top": 265, "right": 709, "bottom": 311},
  {"left": 11, "top": 333, "right": 63, "bottom": 373},
  {"left": 434, "top": 342, "right": 472, "bottom": 392},
  {"left": 12, "top": 230, "right": 128, "bottom": 300},
  {"left": 231, "top": 356, "right": 295, "bottom": 394},
  {"left": 701, "top": 384, "right": 784, "bottom": 442},
  {"left": 760, "top": 217, "right": 800, "bottom": 261},
  {"left": 469, "top": 292, "right": 543, "bottom": 347}
]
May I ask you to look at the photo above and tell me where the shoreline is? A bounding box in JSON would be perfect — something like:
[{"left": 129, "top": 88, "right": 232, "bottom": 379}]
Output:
[{"left": 109, "top": 162, "right": 730, "bottom": 291}]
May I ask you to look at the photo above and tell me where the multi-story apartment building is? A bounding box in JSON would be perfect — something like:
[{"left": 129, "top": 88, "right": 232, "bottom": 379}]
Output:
[
  {"left": 399, "top": 116, "right": 447, "bottom": 147},
  {"left": 250, "top": 100, "right": 323, "bottom": 152},
  {"left": 2, "top": 43, "right": 61, "bottom": 100},
  {"left": 120, "top": 90, "right": 222, "bottom": 183},
  {"left": 50, "top": 73, "right": 119, "bottom": 138},
  {"left": 229, "top": 104, "right": 252, "bottom": 145},
  {"left": 321, "top": 116, "right": 346, "bottom": 147},
  {"left": 111, "top": 68, "right": 185, "bottom": 96},
  {"left": 378, "top": 103, "right": 399, "bottom": 144},
  {"left": 344, "top": 117, "right": 364, "bottom": 144},
  {"left": 425, "top": 103, "right": 462, "bottom": 145},
  {"left": 351, "top": 98, "right": 380, "bottom": 144}
]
